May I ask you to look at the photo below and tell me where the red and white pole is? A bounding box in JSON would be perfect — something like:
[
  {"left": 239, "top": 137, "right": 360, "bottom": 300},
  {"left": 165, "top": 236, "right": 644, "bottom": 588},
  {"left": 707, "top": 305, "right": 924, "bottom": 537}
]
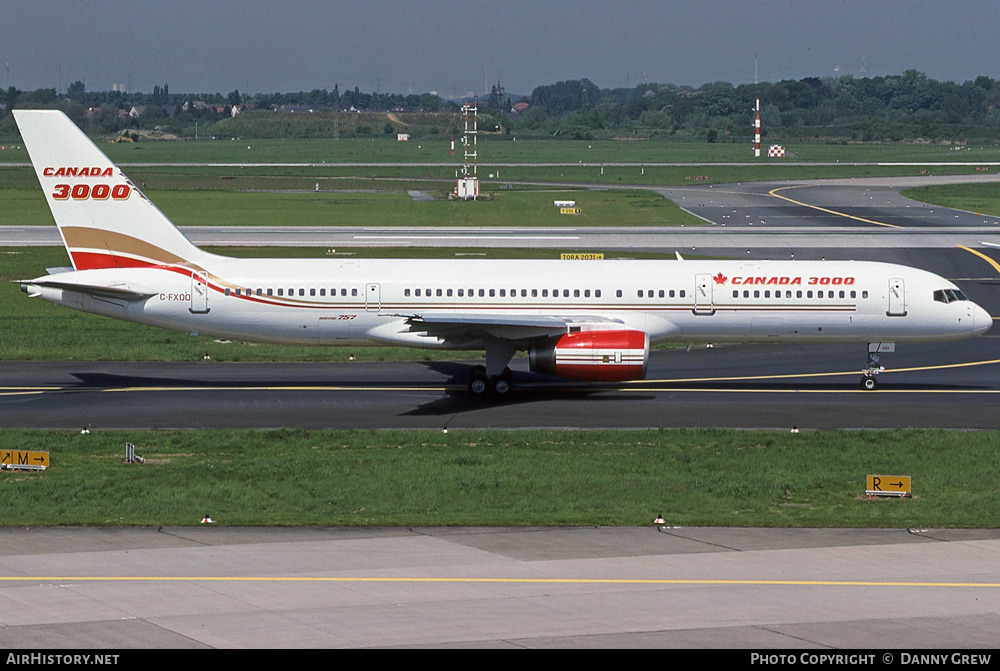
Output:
[{"left": 754, "top": 98, "right": 761, "bottom": 158}]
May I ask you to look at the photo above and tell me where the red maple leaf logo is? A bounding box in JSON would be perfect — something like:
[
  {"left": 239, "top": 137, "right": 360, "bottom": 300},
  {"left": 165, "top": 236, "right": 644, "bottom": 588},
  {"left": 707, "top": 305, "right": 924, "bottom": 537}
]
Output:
[{"left": 713, "top": 273, "right": 728, "bottom": 285}]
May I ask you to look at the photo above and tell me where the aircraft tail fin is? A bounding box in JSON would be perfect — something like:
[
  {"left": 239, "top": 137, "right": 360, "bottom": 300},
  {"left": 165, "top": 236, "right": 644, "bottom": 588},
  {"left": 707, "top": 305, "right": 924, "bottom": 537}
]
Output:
[{"left": 13, "top": 110, "right": 209, "bottom": 271}]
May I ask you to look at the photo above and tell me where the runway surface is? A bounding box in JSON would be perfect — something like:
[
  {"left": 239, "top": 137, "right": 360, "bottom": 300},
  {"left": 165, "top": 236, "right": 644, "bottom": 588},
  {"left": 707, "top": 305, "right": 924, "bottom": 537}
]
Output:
[
  {"left": 2, "top": 337, "right": 999, "bottom": 430},
  {"left": 3, "top": 526, "right": 1000, "bottom": 649}
]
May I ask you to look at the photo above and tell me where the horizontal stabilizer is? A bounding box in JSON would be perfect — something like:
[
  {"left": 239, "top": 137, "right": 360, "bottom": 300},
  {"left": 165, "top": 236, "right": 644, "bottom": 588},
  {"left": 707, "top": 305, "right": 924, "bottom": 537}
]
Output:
[{"left": 20, "top": 278, "right": 156, "bottom": 301}]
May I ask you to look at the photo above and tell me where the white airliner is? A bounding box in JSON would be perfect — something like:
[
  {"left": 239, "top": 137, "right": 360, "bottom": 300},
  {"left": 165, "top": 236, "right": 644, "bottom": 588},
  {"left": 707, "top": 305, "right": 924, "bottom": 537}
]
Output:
[{"left": 13, "top": 110, "right": 993, "bottom": 393}]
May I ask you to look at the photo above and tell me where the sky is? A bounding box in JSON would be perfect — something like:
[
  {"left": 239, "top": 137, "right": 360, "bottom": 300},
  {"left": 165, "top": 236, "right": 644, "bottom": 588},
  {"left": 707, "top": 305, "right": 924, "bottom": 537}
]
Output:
[{"left": 4, "top": 0, "right": 1000, "bottom": 97}]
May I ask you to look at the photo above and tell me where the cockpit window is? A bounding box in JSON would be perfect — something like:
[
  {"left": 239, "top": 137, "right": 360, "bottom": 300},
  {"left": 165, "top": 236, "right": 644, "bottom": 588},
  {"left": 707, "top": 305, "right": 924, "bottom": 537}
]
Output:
[{"left": 934, "top": 288, "right": 969, "bottom": 303}]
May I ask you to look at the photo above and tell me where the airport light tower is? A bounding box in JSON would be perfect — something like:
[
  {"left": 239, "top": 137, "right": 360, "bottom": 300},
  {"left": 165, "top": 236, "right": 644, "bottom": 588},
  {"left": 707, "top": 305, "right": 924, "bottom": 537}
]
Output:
[{"left": 456, "top": 100, "right": 479, "bottom": 200}]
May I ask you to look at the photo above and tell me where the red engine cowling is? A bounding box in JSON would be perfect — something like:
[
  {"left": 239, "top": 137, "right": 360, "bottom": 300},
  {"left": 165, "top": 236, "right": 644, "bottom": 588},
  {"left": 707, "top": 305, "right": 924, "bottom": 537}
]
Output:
[{"left": 529, "top": 330, "right": 650, "bottom": 381}]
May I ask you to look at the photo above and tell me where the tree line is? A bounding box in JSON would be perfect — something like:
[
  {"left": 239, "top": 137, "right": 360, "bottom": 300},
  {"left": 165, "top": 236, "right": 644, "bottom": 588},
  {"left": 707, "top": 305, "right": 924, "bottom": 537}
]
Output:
[
  {"left": 526, "top": 71, "right": 1000, "bottom": 142},
  {"left": 3, "top": 70, "right": 1000, "bottom": 142}
]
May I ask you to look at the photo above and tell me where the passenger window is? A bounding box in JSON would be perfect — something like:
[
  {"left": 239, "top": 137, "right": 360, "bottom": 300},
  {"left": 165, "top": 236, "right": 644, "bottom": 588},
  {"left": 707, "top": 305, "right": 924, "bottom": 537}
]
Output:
[
  {"left": 616, "top": 289, "right": 622, "bottom": 298},
  {"left": 436, "top": 289, "right": 443, "bottom": 297},
  {"left": 595, "top": 289, "right": 601, "bottom": 298},
  {"left": 351, "top": 288, "right": 357, "bottom": 296}
]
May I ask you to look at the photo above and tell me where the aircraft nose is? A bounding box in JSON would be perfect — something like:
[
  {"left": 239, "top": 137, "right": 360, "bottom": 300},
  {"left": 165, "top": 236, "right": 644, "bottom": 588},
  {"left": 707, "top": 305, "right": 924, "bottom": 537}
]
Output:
[{"left": 974, "top": 304, "right": 993, "bottom": 335}]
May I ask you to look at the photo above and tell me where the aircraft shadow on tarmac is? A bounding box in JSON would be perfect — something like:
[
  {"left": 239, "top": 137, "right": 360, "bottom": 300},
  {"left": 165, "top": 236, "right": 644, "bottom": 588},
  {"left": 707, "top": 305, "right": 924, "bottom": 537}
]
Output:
[
  {"left": 63, "top": 361, "right": 990, "bottom": 420},
  {"left": 401, "top": 361, "right": 657, "bottom": 416}
]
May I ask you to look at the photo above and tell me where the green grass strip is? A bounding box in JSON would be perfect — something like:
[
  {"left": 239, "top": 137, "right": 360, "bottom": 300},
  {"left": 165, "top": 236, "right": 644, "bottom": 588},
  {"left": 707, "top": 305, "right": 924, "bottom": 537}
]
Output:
[{"left": 2, "top": 428, "right": 998, "bottom": 527}]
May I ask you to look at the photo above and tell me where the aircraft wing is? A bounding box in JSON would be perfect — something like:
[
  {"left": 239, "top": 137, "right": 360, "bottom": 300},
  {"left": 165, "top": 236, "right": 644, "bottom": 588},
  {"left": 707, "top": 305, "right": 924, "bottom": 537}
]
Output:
[{"left": 393, "top": 312, "right": 625, "bottom": 342}]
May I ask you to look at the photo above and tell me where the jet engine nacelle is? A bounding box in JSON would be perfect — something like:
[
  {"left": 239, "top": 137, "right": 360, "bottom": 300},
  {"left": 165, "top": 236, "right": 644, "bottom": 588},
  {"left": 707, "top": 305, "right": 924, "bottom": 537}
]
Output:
[{"left": 529, "top": 330, "right": 650, "bottom": 381}]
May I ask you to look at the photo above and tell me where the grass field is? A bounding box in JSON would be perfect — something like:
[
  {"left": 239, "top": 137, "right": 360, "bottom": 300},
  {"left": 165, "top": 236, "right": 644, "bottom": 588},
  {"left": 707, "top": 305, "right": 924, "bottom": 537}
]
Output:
[
  {"left": 902, "top": 182, "right": 1000, "bottom": 217},
  {"left": 2, "top": 428, "right": 999, "bottom": 527},
  {"left": 4, "top": 133, "right": 1000, "bottom": 164}
]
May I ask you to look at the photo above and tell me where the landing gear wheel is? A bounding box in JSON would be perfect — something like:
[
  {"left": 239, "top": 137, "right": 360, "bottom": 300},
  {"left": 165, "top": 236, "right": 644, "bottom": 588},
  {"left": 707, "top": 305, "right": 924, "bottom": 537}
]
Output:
[
  {"left": 861, "top": 375, "right": 878, "bottom": 391},
  {"left": 468, "top": 365, "right": 488, "bottom": 395},
  {"left": 493, "top": 367, "right": 513, "bottom": 395}
]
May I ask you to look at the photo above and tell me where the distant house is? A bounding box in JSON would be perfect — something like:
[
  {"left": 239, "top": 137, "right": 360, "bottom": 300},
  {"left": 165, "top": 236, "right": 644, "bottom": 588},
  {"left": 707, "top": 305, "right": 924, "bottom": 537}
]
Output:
[
  {"left": 129, "top": 106, "right": 146, "bottom": 119},
  {"left": 512, "top": 102, "right": 530, "bottom": 113},
  {"left": 397, "top": 133, "right": 410, "bottom": 142},
  {"left": 280, "top": 105, "right": 315, "bottom": 114}
]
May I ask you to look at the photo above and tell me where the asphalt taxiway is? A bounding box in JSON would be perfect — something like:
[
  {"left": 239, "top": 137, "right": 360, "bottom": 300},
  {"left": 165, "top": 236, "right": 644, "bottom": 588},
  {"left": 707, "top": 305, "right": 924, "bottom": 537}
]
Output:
[
  {"left": 2, "top": 526, "right": 1000, "bottom": 648},
  {"left": 1, "top": 337, "right": 999, "bottom": 430}
]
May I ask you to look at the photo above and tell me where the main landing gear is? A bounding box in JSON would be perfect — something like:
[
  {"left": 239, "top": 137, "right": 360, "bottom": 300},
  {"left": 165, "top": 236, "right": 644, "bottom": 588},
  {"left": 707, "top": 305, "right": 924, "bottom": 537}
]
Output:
[
  {"left": 467, "top": 338, "right": 517, "bottom": 396},
  {"left": 468, "top": 365, "right": 513, "bottom": 395}
]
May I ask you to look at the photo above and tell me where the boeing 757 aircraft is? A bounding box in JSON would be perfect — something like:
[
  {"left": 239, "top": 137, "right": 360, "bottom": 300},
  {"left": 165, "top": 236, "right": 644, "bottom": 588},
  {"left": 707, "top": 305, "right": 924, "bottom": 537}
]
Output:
[{"left": 13, "top": 110, "right": 992, "bottom": 393}]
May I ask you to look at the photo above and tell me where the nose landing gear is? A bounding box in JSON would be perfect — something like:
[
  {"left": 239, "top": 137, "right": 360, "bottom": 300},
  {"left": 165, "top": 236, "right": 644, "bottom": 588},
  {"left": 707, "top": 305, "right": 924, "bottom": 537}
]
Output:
[{"left": 860, "top": 342, "right": 892, "bottom": 390}]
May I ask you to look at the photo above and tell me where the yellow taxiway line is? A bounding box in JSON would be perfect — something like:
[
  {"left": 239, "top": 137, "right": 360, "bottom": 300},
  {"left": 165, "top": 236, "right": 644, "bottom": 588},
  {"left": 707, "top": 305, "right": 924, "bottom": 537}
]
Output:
[
  {"left": 768, "top": 186, "right": 902, "bottom": 228},
  {"left": 958, "top": 244, "right": 1000, "bottom": 275},
  {"left": 2, "top": 576, "right": 999, "bottom": 588}
]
